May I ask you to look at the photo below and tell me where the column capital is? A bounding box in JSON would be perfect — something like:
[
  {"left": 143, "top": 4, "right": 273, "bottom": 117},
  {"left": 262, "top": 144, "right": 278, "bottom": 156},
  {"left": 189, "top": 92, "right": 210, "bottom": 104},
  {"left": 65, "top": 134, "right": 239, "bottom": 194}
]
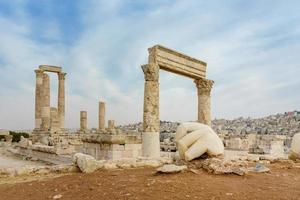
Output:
[
  {"left": 35, "top": 69, "right": 44, "bottom": 76},
  {"left": 58, "top": 72, "right": 66, "bottom": 80},
  {"left": 141, "top": 64, "right": 159, "bottom": 81},
  {"left": 194, "top": 78, "right": 214, "bottom": 95}
]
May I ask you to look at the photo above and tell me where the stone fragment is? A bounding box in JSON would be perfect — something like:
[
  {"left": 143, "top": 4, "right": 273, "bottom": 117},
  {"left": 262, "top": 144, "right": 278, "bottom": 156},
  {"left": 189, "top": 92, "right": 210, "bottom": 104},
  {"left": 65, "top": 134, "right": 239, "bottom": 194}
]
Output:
[
  {"left": 156, "top": 164, "right": 187, "bottom": 173},
  {"left": 252, "top": 163, "right": 270, "bottom": 173},
  {"left": 289, "top": 133, "right": 300, "bottom": 161},
  {"left": 201, "top": 158, "right": 248, "bottom": 175},
  {"left": 73, "top": 153, "right": 103, "bottom": 173},
  {"left": 53, "top": 194, "right": 63, "bottom": 199},
  {"left": 103, "top": 162, "right": 118, "bottom": 170}
]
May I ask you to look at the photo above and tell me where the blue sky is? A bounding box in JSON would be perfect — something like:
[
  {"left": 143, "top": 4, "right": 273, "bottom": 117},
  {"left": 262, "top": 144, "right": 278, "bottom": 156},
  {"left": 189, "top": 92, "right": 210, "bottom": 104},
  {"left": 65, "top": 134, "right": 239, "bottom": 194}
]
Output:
[{"left": 0, "top": 0, "right": 299, "bottom": 129}]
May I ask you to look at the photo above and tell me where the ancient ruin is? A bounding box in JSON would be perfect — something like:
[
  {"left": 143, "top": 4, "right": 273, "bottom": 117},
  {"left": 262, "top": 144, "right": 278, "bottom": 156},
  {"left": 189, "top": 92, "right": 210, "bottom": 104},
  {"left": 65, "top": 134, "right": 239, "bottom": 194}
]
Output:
[
  {"left": 175, "top": 122, "right": 224, "bottom": 161},
  {"left": 141, "top": 45, "right": 214, "bottom": 158}
]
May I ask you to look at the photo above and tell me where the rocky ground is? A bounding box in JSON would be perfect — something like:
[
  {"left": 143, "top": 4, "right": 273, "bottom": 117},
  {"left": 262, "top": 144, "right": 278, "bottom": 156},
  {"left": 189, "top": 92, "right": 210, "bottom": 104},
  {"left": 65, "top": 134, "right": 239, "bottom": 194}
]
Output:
[{"left": 0, "top": 162, "right": 299, "bottom": 200}]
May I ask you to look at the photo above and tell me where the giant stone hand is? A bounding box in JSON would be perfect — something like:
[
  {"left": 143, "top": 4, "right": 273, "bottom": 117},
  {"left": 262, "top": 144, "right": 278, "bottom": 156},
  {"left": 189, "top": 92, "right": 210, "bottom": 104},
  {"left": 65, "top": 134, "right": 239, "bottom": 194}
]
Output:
[{"left": 175, "top": 122, "right": 224, "bottom": 161}]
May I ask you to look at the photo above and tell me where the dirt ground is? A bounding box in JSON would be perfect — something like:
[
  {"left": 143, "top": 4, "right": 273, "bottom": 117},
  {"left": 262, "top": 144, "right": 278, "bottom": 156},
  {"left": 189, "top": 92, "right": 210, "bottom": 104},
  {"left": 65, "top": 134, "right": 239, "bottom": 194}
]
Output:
[{"left": 0, "top": 163, "right": 299, "bottom": 200}]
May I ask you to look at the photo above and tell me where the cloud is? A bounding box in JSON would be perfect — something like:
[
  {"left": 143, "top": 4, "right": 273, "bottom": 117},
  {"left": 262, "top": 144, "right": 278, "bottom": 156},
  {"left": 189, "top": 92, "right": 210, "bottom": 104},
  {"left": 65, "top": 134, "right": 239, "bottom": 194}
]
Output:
[{"left": 0, "top": 0, "right": 299, "bottom": 129}]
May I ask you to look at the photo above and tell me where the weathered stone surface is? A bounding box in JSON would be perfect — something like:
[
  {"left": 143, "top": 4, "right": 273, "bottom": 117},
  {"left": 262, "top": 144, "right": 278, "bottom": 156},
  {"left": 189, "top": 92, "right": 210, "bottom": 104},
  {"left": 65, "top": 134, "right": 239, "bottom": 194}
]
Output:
[
  {"left": 195, "top": 78, "right": 214, "bottom": 126},
  {"left": 156, "top": 164, "right": 187, "bottom": 173},
  {"left": 98, "top": 102, "right": 105, "bottom": 131},
  {"left": 73, "top": 153, "right": 103, "bottom": 173},
  {"left": 201, "top": 158, "right": 248, "bottom": 176},
  {"left": 289, "top": 133, "right": 300, "bottom": 161},
  {"left": 57, "top": 72, "right": 66, "bottom": 129},
  {"left": 175, "top": 122, "right": 224, "bottom": 161},
  {"left": 141, "top": 45, "right": 214, "bottom": 159},
  {"left": 34, "top": 66, "right": 66, "bottom": 132},
  {"left": 80, "top": 111, "right": 87, "bottom": 131}
]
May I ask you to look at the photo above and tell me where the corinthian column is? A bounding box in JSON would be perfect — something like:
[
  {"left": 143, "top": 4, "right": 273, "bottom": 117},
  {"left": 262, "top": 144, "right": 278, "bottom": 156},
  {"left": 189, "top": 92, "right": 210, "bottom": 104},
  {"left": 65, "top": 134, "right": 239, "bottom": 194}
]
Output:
[
  {"left": 141, "top": 46, "right": 160, "bottom": 158},
  {"left": 58, "top": 72, "right": 66, "bottom": 129},
  {"left": 41, "top": 73, "right": 50, "bottom": 131},
  {"left": 34, "top": 69, "right": 44, "bottom": 129},
  {"left": 194, "top": 78, "right": 214, "bottom": 126}
]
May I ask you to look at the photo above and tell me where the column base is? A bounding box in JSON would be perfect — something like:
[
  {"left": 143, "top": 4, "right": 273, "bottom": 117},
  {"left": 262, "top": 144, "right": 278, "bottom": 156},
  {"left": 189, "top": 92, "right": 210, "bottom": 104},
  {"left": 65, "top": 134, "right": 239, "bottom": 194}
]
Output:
[{"left": 142, "top": 132, "right": 160, "bottom": 158}]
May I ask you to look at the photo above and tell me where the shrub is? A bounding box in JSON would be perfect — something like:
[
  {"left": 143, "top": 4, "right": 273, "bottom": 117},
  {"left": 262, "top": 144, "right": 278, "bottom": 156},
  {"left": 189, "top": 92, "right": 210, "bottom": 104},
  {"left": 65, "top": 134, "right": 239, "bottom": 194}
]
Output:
[{"left": 9, "top": 131, "right": 30, "bottom": 143}]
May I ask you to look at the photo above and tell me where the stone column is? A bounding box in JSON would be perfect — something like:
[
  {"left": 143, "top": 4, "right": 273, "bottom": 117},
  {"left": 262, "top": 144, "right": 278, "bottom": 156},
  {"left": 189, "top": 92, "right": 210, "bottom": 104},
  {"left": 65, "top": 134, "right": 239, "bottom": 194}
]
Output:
[
  {"left": 108, "top": 120, "right": 115, "bottom": 131},
  {"left": 80, "top": 111, "right": 87, "bottom": 131},
  {"left": 41, "top": 73, "right": 50, "bottom": 131},
  {"left": 34, "top": 69, "right": 44, "bottom": 129},
  {"left": 58, "top": 72, "right": 66, "bottom": 129},
  {"left": 50, "top": 107, "right": 59, "bottom": 133},
  {"left": 141, "top": 46, "right": 160, "bottom": 158},
  {"left": 98, "top": 101, "right": 105, "bottom": 131},
  {"left": 194, "top": 78, "right": 214, "bottom": 126}
]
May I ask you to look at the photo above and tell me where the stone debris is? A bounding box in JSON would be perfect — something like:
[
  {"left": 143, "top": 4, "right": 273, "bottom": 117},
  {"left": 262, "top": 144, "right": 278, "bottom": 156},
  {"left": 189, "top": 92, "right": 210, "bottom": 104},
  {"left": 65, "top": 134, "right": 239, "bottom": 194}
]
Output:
[
  {"left": 251, "top": 163, "right": 270, "bottom": 173},
  {"left": 156, "top": 164, "right": 187, "bottom": 173},
  {"left": 289, "top": 133, "right": 300, "bottom": 161},
  {"left": 53, "top": 194, "right": 63, "bottom": 199},
  {"left": 73, "top": 153, "right": 104, "bottom": 173},
  {"left": 0, "top": 164, "right": 78, "bottom": 177},
  {"left": 198, "top": 158, "right": 248, "bottom": 176},
  {"left": 72, "top": 153, "right": 175, "bottom": 173}
]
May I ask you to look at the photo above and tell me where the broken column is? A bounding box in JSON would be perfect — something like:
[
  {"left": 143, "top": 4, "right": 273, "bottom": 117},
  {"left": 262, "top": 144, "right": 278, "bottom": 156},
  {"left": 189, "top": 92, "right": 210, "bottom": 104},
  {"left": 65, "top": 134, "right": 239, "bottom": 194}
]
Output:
[
  {"left": 50, "top": 107, "right": 60, "bottom": 133},
  {"left": 108, "top": 120, "right": 115, "bottom": 131},
  {"left": 194, "top": 78, "right": 214, "bottom": 126},
  {"left": 80, "top": 111, "right": 87, "bottom": 132},
  {"left": 41, "top": 73, "right": 50, "bottom": 131},
  {"left": 58, "top": 72, "right": 66, "bottom": 129},
  {"left": 34, "top": 69, "right": 44, "bottom": 129},
  {"left": 98, "top": 101, "right": 105, "bottom": 131},
  {"left": 141, "top": 47, "right": 160, "bottom": 158}
]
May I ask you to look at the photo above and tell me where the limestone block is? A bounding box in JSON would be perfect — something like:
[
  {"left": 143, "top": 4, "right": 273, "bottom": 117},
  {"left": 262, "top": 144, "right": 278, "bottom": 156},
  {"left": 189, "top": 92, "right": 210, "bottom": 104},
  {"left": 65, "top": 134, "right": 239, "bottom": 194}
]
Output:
[
  {"left": 156, "top": 164, "right": 187, "bottom": 173},
  {"left": 290, "top": 133, "right": 300, "bottom": 160},
  {"left": 104, "top": 161, "right": 118, "bottom": 169},
  {"left": 125, "top": 144, "right": 142, "bottom": 151},
  {"left": 110, "top": 144, "right": 125, "bottom": 151},
  {"left": 175, "top": 122, "right": 224, "bottom": 161},
  {"left": 73, "top": 153, "right": 103, "bottom": 173},
  {"left": 122, "top": 150, "right": 133, "bottom": 158}
]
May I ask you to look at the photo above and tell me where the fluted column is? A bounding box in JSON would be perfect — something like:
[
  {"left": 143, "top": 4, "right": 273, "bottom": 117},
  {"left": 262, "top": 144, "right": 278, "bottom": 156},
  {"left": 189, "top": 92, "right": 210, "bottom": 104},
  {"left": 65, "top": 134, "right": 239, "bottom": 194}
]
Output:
[
  {"left": 98, "top": 101, "right": 105, "bottom": 131},
  {"left": 58, "top": 72, "right": 66, "bottom": 129},
  {"left": 194, "top": 78, "right": 214, "bottom": 126},
  {"left": 34, "top": 69, "right": 44, "bottom": 129},
  {"left": 41, "top": 73, "right": 50, "bottom": 131},
  {"left": 141, "top": 46, "right": 160, "bottom": 158}
]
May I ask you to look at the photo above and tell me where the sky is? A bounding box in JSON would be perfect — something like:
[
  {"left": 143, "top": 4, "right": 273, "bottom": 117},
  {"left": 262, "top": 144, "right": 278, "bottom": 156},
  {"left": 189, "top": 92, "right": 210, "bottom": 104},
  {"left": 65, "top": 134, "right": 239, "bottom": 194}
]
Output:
[{"left": 0, "top": 0, "right": 299, "bottom": 130}]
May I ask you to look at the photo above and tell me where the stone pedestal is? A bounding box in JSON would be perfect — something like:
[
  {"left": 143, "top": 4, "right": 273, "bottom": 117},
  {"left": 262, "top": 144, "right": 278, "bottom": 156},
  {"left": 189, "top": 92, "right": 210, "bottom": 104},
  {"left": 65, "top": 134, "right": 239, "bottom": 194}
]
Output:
[
  {"left": 80, "top": 111, "right": 87, "bottom": 132},
  {"left": 41, "top": 73, "right": 50, "bottom": 131},
  {"left": 142, "top": 132, "right": 160, "bottom": 158},
  {"left": 195, "top": 78, "right": 214, "bottom": 126},
  {"left": 99, "top": 101, "right": 105, "bottom": 131},
  {"left": 58, "top": 72, "right": 66, "bottom": 129},
  {"left": 34, "top": 69, "right": 44, "bottom": 129}
]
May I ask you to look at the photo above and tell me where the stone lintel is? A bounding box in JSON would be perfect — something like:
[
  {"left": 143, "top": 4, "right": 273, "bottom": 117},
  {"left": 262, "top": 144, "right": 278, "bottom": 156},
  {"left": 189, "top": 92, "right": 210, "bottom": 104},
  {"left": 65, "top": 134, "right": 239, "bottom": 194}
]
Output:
[
  {"left": 39, "top": 65, "right": 62, "bottom": 73},
  {"left": 148, "top": 44, "right": 207, "bottom": 79}
]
